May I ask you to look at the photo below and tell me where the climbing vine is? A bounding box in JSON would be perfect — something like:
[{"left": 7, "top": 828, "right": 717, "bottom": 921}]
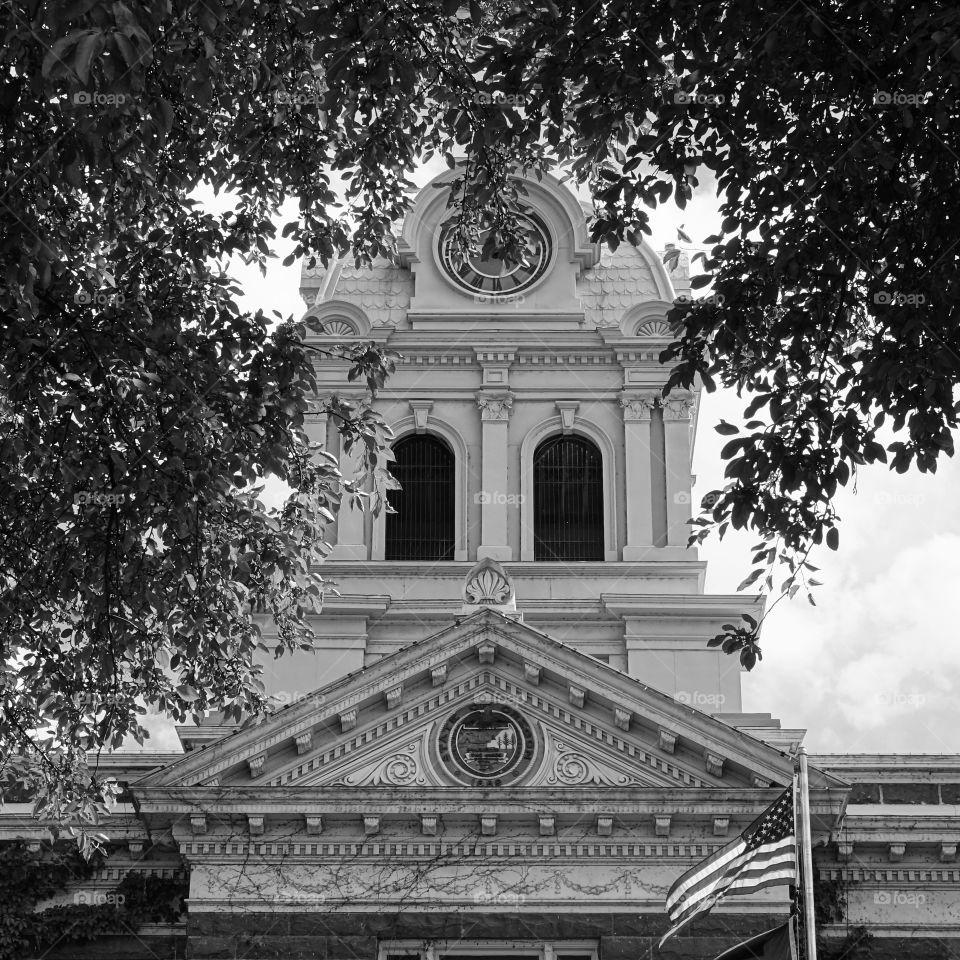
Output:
[
  {"left": 0, "top": 841, "right": 187, "bottom": 960},
  {"left": 814, "top": 874, "right": 848, "bottom": 926}
]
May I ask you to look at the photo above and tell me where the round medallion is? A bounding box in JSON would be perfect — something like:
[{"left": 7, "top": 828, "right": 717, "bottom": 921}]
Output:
[
  {"left": 438, "top": 213, "right": 552, "bottom": 297},
  {"left": 437, "top": 704, "right": 536, "bottom": 786}
]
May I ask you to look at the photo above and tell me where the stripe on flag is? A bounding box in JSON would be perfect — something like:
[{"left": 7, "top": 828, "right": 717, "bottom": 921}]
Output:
[{"left": 660, "top": 786, "right": 796, "bottom": 946}]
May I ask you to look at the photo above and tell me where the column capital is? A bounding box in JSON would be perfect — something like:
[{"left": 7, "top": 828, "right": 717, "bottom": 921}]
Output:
[
  {"left": 662, "top": 390, "right": 696, "bottom": 421},
  {"left": 619, "top": 391, "right": 660, "bottom": 421},
  {"left": 476, "top": 391, "right": 514, "bottom": 421}
]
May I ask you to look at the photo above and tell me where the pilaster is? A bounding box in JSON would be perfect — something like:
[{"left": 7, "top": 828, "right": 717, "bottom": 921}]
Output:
[
  {"left": 475, "top": 391, "right": 514, "bottom": 561},
  {"left": 620, "top": 391, "right": 659, "bottom": 558},
  {"left": 662, "top": 390, "right": 696, "bottom": 548}
]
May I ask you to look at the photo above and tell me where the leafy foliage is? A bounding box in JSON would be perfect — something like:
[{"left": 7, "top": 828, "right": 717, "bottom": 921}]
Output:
[
  {"left": 3, "top": 0, "right": 957, "bottom": 818},
  {"left": 1, "top": 0, "right": 401, "bottom": 830},
  {"left": 814, "top": 875, "right": 848, "bottom": 926},
  {"left": 0, "top": 840, "right": 185, "bottom": 960}
]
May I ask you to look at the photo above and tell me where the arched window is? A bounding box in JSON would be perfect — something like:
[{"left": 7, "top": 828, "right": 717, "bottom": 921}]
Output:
[
  {"left": 385, "top": 435, "right": 456, "bottom": 561},
  {"left": 533, "top": 435, "right": 604, "bottom": 561}
]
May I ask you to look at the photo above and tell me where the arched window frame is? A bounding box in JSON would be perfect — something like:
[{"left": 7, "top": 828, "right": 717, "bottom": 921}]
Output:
[
  {"left": 372, "top": 417, "right": 468, "bottom": 562},
  {"left": 520, "top": 418, "right": 617, "bottom": 562}
]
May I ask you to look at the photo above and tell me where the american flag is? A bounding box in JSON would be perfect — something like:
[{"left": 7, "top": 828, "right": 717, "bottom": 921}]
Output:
[{"left": 660, "top": 786, "right": 797, "bottom": 947}]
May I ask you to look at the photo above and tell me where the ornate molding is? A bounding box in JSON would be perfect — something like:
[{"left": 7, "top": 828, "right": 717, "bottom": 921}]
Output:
[
  {"left": 331, "top": 740, "right": 426, "bottom": 788},
  {"left": 635, "top": 318, "right": 677, "bottom": 338},
  {"left": 555, "top": 400, "right": 579, "bottom": 434},
  {"left": 820, "top": 865, "right": 960, "bottom": 884},
  {"left": 476, "top": 392, "right": 514, "bottom": 421},
  {"left": 659, "top": 729, "right": 677, "bottom": 754},
  {"left": 619, "top": 392, "right": 659, "bottom": 422},
  {"left": 662, "top": 391, "right": 696, "bottom": 422},
  {"left": 178, "top": 837, "right": 732, "bottom": 860},
  {"left": 277, "top": 671, "right": 713, "bottom": 791},
  {"left": 408, "top": 399, "right": 433, "bottom": 433},
  {"left": 705, "top": 751, "right": 726, "bottom": 778},
  {"left": 543, "top": 736, "right": 645, "bottom": 788},
  {"left": 463, "top": 557, "right": 515, "bottom": 611},
  {"left": 319, "top": 318, "right": 357, "bottom": 337},
  {"left": 385, "top": 684, "right": 403, "bottom": 710}
]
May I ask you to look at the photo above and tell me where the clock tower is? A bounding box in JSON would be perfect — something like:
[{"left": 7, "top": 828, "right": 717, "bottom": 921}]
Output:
[{"left": 267, "top": 165, "right": 763, "bottom": 724}]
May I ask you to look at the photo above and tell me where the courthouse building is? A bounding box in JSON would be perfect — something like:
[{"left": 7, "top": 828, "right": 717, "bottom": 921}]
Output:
[{"left": 6, "top": 169, "right": 960, "bottom": 959}]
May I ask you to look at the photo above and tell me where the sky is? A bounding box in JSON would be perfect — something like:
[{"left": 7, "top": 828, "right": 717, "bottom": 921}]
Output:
[{"left": 151, "top": 159, "right": 960, "bottom": 759}]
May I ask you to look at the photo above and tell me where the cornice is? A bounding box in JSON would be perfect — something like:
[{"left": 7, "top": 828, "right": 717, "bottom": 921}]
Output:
[
  {"left": 819, "top": 867, "right": 960, "bottom": 887},
  {"left": 317, "top": 561, "right": 707, "bottom": 579},
  {"left": 813, "top": 755, "right": 960, "bottom": 774},
  {"left": 601, "top": 593, "right": 765, "bottom": 619}
]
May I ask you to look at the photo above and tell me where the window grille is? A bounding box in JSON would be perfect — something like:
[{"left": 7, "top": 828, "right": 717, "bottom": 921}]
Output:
[
  {"left": 533, "top": 435, "right": 604, "bottom": 561},
  {"left": 385, "top": 434, "right": 456, "bottom": 561}
]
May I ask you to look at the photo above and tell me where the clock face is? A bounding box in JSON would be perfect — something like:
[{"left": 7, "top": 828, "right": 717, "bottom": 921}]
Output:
[{"left": 439, "top": 213, "right": 552, "bottom": 297}]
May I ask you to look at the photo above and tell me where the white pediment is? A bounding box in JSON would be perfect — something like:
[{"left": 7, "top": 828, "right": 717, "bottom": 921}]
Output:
[
  {"left": 274, "top": 671, "right": 709, "bottom": 790},
  {"left": 140, "top": 610, "right": 836, "bottom": 794}
]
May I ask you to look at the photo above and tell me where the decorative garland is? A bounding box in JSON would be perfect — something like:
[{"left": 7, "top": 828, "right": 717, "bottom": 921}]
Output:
[{"left": 0, "top": 841, "right": 187, "bottom": 960}]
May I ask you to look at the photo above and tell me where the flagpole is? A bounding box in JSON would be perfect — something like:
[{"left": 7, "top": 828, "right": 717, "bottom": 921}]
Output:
[{"left": 798, "top": 746, "right": 818, "bottom": 960}]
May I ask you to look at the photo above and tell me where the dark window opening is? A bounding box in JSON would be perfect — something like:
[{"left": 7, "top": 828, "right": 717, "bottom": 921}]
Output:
[
  {"left": 385, "top": 434, "right": 455, "bottom": 561},
  {"left": 533, "top": 435, "right": 604, "bottom": 561}
]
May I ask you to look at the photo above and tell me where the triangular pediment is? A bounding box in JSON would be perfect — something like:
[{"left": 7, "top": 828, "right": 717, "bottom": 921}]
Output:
[{"left": 138, "top": 610, "right": 838, "bottom": 794}]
